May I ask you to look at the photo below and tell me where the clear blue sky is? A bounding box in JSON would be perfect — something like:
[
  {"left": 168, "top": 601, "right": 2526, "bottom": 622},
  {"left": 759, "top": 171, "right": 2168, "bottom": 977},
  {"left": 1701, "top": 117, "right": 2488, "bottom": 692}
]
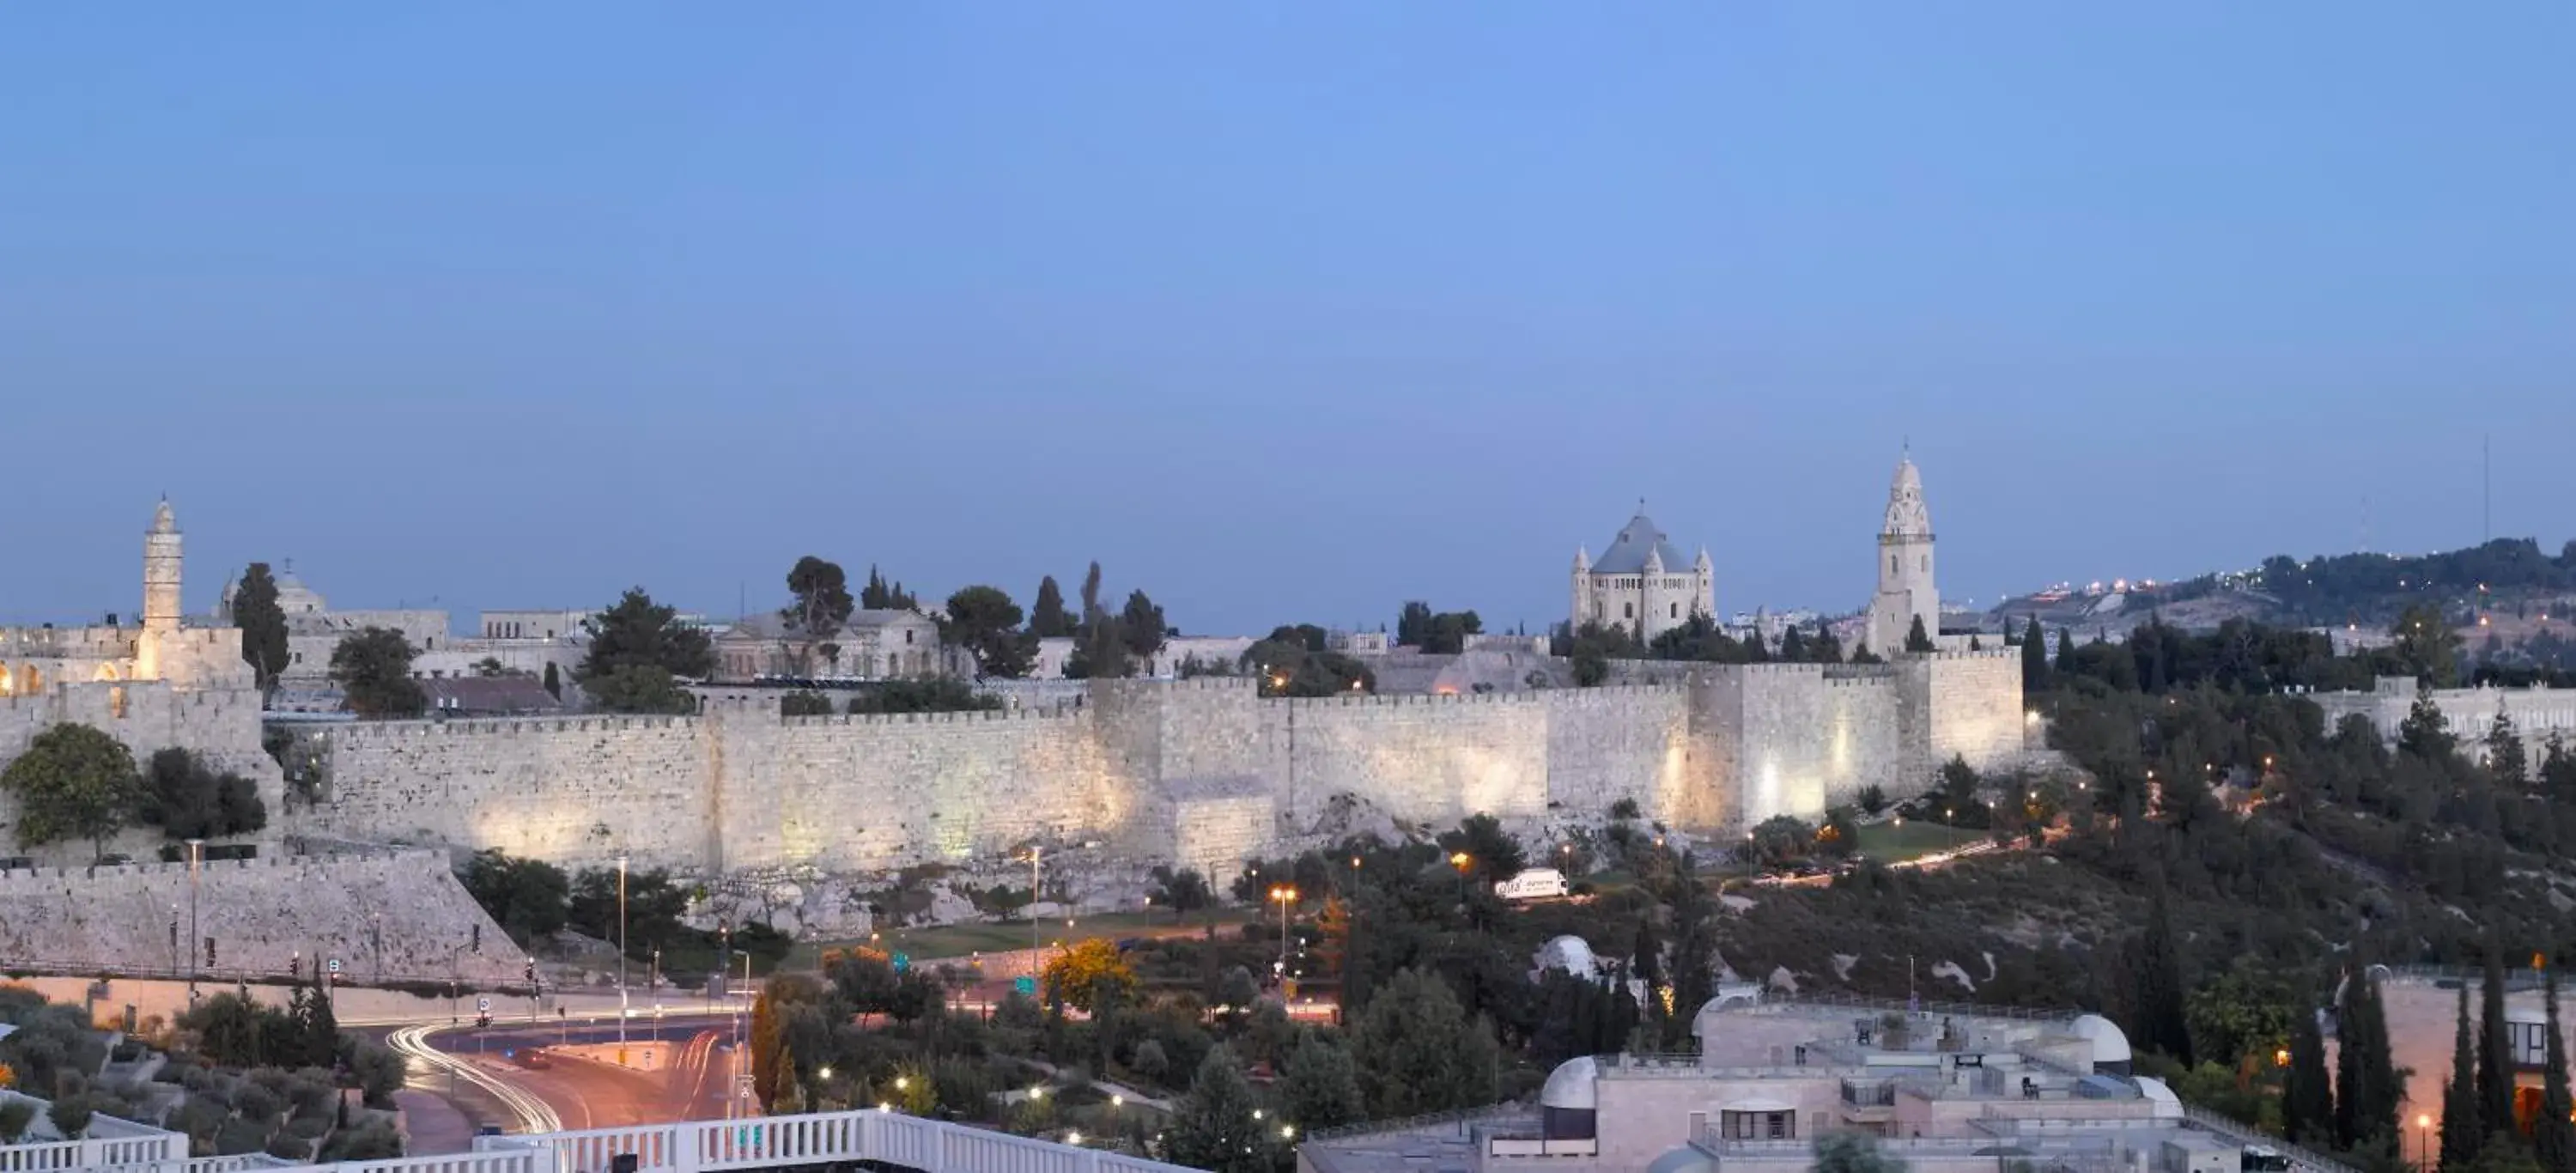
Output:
[{"left": 4, "top": 3, "right": 2569, "bottom": 635}]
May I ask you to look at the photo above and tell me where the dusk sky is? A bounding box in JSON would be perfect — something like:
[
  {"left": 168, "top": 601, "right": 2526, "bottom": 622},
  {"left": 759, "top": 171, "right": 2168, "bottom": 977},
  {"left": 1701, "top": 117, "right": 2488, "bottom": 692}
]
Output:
[{"left": 4, "top": 4, "right": 2569, "bottom": 635}]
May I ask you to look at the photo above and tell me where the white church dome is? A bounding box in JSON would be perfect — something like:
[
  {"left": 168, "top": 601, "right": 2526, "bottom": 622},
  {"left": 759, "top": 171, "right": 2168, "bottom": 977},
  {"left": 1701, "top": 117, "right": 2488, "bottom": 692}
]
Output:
[
  {"left": 1539, "top": 1056, "right": 1598, "bottom": 1111},
  {"left": 2069, "top": 1014, "right": 2132, "bottom": 1066}
]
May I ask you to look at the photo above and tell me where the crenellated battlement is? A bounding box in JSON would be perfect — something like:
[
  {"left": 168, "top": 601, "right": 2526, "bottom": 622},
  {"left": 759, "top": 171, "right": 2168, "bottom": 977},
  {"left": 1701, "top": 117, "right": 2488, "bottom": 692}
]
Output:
[
  {"left": 780, "top": 704, "right": 1084, "bottom": 729},
  {"left": 333, "top": 714, "right": 702, "bottom": 738}
]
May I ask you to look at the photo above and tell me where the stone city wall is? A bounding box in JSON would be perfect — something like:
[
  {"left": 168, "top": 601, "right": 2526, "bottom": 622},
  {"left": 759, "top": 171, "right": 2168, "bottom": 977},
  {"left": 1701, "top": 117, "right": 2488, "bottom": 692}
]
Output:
[
  {"left": 1919, "top": 650, "right": 2031, "bottom": 782},
  {"left": 290, "top": 669, "right": 2027, "bottom": 878},
  {"left": 0, "top": 848, "right": 526, "bottom": 986},
  {"left": 1713, "top": 665, "right": 1904, "bottom": 826},
  {"left": 718, "top": 705, "right": 1115, "bottom": 873},
  {"left": 1265, "top": 690, "right": 1553, "bottom": 829},
  {"left": 304, "top": 714, "right": 715, "bottom": 872},
  {"left": 0, "top": 682, "right": 285, "bottom": 866}
]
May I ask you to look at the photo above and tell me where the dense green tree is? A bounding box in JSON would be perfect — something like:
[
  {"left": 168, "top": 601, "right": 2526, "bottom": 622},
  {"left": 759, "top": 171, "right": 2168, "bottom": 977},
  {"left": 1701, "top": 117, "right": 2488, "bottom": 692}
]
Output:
[
  {"left": 1164, "top": 1046, "right": 1271, "bottom": 1173},
  {"left": 232, "top": 562, "right": 290, "bottom": 690},
  {"left": 845, "top": 678, "right": 1001, "bottom": 715},
  {"left": 1571, "top": 620, "right": 1643, "bottom": 684},
  {"left": 139, "top": 749, "right": 264, "bottom": 840},
  {"left": 2134, "top": 877, "right": 2193, "bottom": 1064},
  {"left": 1813, "top": 1131, "right": 1904, "bottom": 1173},
  {"left": 1437, "top": 814, "right": 1528, "bottom": 884},
  {"left": 541, "top": 661, "right": 562, "bottom": 699},
  {"left": 2282, "top": 1001, "right": 2334, "bottom": 1146},
  {"left": 2489, "top": 702, "right": 2530, "bottom": 787},
  {"left": 459, "top": 850, "right": 569, "bottom": 943},
  {"left": 2482, "top": 946, "right": 2516, "bottom": 1137},
  {"left": 1645, "top": 613, "right": 1746, "bottom": 663},
  {"left": 1279, "top": 1035, "right": 1364, "bottom": 1131},
  {"left": 1120, "top": 590, "right": 1168, "bottom": 665},
  {"left": 1346, "top": 969, "right": 1500, "bottom": 1118},
  {"left": 779, "top": 690, "right": 834, "bottom": 717},
  {"left": 1029, "top": 575, "right": 1072, "bottom": 638},
  {"left": 1741, "top": 627, "right": 1769, "bottom": 663},
  {"left": 1242, "top": 635, "right": 1373, "bottom": 697},
  {"left": 579, "top": 588, "right": 713, "bottom": 712},
  {"left": 1419, "top": 610, "right": 1484, "bottom": 655},
  {"left": 1396, "top": 601, "right": 1434, "bottom": 647},
  {"left": 2403, "top": 680, "right": 2461, "bottom": 760},
  {"left": 0, "top": 723, "right": 138, "bottom": 856},
  {"left": 2540, "top": 968, "right": 2575, "bottom": 1173},
  {"left": 2335, "top": 968, "right": 2402, "bottom": 1152},
  {"left": 330, "top": 627, "right": 424, "bottom": 718},
  {"left": 1147, "top": 865, "right": 1213, "bottom": 923},
  {"left": 1905, "top": 614, "right": 1936, "bottom": 653},
  {"left": 1063, "top": 562, "right": 1131, "bottom": 678},
  {"left": 780, "top": 555, "right": 857, "bottom": 675},
  {"left": 1778, "top": 625, "right": 1808, "bottom": 662},
  {"left": 859, "top": 565, "right": 916, "bottom": 611},
  {"left": 2023, "top": 616, "right": 2051, "bottom": 690},
  {"left": 2446, "top": 982, "right": 2488, "bottom": 1169},
  {"left": 2393, "top": 602, "right": 2465, "bottom": 687},
  {"left": 942, "top": 585, "right": 1036, "bottom": 678}
]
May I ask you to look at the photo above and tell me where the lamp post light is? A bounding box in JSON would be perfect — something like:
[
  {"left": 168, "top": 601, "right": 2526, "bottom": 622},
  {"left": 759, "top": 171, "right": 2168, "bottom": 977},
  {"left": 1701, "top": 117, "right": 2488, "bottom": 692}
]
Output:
[
  {"left": 1269, "top": 885, "right": 1298, "bottom": 973},
  {"left": 185, "top": 838, "right": 203, "bottom": 1000},
  {"left": 616, "top": 854, "right": 629, "bottom": 1049}
]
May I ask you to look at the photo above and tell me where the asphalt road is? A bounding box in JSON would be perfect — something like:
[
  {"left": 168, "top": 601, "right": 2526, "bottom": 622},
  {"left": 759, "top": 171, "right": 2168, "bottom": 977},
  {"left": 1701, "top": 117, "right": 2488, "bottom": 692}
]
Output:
[{"left": 399, "top": 1012, "right": 752, "bottom": 1145}]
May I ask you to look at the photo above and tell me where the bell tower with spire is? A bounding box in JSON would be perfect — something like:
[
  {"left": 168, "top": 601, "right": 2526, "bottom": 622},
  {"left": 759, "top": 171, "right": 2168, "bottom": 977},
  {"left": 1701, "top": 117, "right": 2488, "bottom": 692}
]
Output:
[
  {"left": 136, "top": 497, "right": 184, "bottom": 679},
  {"left": 1868, "top": 452, "right": 1938, "bottom": 657}
]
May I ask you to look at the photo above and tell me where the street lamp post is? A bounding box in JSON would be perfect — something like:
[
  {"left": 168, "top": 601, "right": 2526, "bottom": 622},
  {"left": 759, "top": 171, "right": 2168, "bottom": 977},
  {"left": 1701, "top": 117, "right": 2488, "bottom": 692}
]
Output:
[
  {"left": 1270, "top": 885, "right": 1298, "bottom": 974},
  {"left": 185, "top": 838, "right": 203, "bottom": 1000},
  {"left": 616, "top": 854, "right": 629, "bottom": 1049},
  {"left": 1027, "top": 846, "right": 1043, "bottom": 961}
]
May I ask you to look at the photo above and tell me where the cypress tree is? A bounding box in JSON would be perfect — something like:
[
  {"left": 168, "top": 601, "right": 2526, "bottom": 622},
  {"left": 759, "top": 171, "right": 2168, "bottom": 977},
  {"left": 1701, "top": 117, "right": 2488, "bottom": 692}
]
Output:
[
  {"left": 2021, "top": 616, "right": 2050, "bottom": 691},
  {"left": 2446, "top": 982, "right": 2488, "bottom": 1168},
  {"left": 2056, "top": 625, "right": 2078, "bottom": 676},
  {"left": 2338, "top": 967, "right": 2402, "bottom": 1151},
  {"left": 2283, "top": 1002, "right": 2335, "bottom": 1146},
  {"left": 1905, "top": 614, "right": 1936, "bottom": 653},
  {"left": 2136, "top": 878, "right": 2194, "bottom": 1064},
  {"left": 2540, "top": 967, "right": 2575, "bottom": 1173},
  {"left": 2484, "top": 946, "right": 2517, "bottom": 1136}
]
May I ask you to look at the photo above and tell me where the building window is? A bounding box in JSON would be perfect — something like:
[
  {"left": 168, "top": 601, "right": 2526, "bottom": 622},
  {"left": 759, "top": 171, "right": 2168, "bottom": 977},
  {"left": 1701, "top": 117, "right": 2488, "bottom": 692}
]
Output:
[
  {"left": 1670, "top": 603, "right": 1679, "bottom": 618},
  {"left": 1624, "top": 603, "right": 1633, "bottom": 619},
  {"left": 1920, "top": 556, "right": 1929, "bottom": 573},
  {"left": 1890, "top": 555, "right": 1899, "bottom": 574}
]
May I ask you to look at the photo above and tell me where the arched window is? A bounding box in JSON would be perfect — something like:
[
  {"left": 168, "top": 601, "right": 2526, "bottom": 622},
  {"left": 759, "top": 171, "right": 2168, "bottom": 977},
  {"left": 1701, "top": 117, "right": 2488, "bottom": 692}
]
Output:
[
  {"left": 1670, "top": 603, "right": 1679, "bottom": 618},
  {"left": 1623, "top": 603, "right": 1634, "bottom": 619},
  {"left": 1890, "top": 556, "right": 1899, "bottom": 574}
]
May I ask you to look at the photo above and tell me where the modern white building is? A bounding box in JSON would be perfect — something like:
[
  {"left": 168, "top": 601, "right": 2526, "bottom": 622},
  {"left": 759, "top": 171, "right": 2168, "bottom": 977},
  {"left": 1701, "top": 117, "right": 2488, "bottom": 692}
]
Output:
[{"left": 1300, "top": 993, "right": 2321, "bottom": 1173}]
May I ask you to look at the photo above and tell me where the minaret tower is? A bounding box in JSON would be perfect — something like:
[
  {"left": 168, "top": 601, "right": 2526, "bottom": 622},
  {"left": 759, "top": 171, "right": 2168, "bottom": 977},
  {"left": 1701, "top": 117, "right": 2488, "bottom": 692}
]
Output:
[
  {"left": 1868, "top": 452, "right": 1938, "bottom": 656},
  {"left": 137, "top": 497, "right": 182, "bottom": 680}
]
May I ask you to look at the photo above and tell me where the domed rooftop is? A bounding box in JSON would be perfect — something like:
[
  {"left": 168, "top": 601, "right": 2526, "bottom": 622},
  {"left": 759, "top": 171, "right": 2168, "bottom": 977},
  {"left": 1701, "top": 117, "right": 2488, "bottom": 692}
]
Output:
[
  {"left": 1644, "top": 1145, "right": 1716, "bottom": 1173},
  {"left": 1589, "top": 508, "right": 1692, "bottom": 576},
  {"left": 1538, "top": 1056, "right": 1597, "bottom": 1111},
  {"left": 1534, "top": 936, "right": 1600, "bottom": 981},
  {"left": 2070, "top": 1013, "right": 2132, "bottom": 1066}
]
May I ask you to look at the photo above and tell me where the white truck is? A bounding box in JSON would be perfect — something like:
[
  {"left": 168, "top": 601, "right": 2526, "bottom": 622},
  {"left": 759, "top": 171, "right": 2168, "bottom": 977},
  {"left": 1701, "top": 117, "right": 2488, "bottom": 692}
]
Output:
[{"left": 1493, "top": 868, "right": 1571, "bottom": 901}]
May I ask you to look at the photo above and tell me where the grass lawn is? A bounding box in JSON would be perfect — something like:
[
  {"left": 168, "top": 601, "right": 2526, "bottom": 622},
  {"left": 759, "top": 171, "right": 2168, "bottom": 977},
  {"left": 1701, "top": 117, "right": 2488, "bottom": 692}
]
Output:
[
  {"left": 791, "top": 908, "right": 1255, "bottom": 969},
  {"left": 1853, "top": 820, "right": 1985, "bottom": 861}
]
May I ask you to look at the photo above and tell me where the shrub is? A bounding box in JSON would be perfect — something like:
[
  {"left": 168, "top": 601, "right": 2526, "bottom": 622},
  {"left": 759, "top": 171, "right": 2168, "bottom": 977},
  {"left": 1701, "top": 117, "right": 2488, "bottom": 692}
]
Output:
[{"left": 0, "top": 1100, "right": 35, "bottom": 1143}]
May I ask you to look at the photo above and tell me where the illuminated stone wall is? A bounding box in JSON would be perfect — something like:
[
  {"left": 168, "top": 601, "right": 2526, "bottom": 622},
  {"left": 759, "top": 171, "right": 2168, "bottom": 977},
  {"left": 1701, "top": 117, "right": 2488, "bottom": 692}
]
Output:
[
  {"left": 306, "top": 714, "right": 716, "bottom": 871},
  {"left": 295, "top": 664, "right": 2026, "bottom": 878},
  {"left": 1705, "top": 665, "right": 1904, "bottom": 826}
]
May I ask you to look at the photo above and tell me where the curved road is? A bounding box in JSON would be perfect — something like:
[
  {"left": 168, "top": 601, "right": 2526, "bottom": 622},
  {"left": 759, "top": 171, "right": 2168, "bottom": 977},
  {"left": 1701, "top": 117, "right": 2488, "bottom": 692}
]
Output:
[{"left": 392, "top": 1013, "right": 751, "bottom": 1142}]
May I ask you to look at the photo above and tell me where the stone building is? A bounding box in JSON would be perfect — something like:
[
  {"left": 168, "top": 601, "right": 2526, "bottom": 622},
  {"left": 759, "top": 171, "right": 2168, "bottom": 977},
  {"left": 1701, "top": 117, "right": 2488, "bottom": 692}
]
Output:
[
  {"left": 711, "top": 609, "right": 946, "bottom": 680},
  {"left": 216, "top": 566, "right": 451, "bottom": 684},
  {"left": 1571, "top": 507, "right": 1716, "bottom": 643}
]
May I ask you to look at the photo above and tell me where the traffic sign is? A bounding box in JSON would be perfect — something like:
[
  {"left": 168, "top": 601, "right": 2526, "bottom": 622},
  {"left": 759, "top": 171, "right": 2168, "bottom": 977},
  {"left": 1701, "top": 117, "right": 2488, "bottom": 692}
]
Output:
[
  {"left": 892, "top": 952, "right": 910, "bottom": 974},
  {"left": 1013, "top": 975, "right": 1036, "bottom": 996},
  {"left": 326, "top": 958, "right": 342, "bottom": 975},
  {"left": 477, "top": 996, "right": 491, "bottom": 1012}
]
